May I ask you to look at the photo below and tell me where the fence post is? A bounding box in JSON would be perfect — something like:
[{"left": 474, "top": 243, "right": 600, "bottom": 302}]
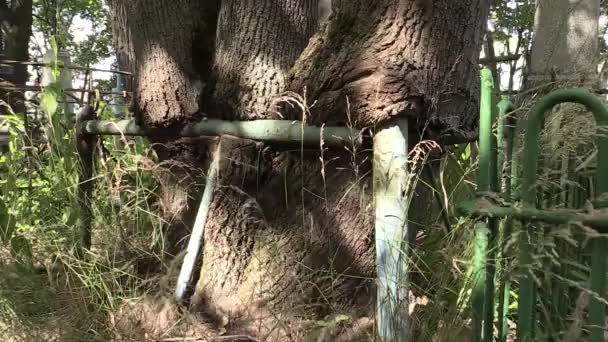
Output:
[
  {"left": 471, "top": 67, "right": 498, "bottom": 342},
  {"left": 496, "top": 98, "right": 515, "bottom": 342},
  {"left": 374, "top": 118, "right": 409, "bottom": 341},
  {"left": 75, "top": 105, "right": 98, "bottom": 251}
]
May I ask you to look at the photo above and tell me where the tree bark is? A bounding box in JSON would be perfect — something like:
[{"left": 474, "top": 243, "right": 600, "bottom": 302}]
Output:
[
  {"left": 109, "top": 0, "right": 489, "bottom": 339},
  {"left": 207, "top": 0, "right": 320, "bottom": 120},
  {"left": 190, "top": 0, "right": 488, "bottom": 338},
  {"left": 289, "top": 0, "right": 489, "bottom": 144},
  {"left": 529, "top": 0, "right": 600, "bottom": 85},
  {"left": 0, "top": 0, "right": 33, "bottom": 115},
  {"left": 108, "top": 0, "right": 219, "bottom": 254},
  {"left": 192, "top": 136, "right": 375, "bottom": 339}
]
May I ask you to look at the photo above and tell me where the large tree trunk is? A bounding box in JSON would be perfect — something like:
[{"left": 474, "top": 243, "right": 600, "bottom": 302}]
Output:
[
  {"left": 109, "top": 0, "right": 488, "bottom": 339},
  {"left": 191, "top": 0, "right": 488, "bottom": 339},
  {"left": 289, "top": 0, "right": 488, "bottom": 144},
  {"left": 0, "top": 0, "right": 33, "bottom": 115},
  {"left": 206, "top": 0, "right": 319, "bottom": 120},
  {"left": 108, "top": 0, "right": 218, "bottom": 255}
]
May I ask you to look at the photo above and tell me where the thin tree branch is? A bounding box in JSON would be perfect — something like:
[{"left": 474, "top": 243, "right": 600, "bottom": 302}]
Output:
[
  {"left": 0, "top": 59, "right": 133, "bottom": 75},
  {"left": 479, "top": 54, "right": 522, "bottom": 65}
]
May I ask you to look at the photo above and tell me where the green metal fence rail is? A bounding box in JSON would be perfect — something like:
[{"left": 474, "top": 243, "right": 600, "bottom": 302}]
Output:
[{"left": 459, "top": 82, "right": 608, "bottom": 342}]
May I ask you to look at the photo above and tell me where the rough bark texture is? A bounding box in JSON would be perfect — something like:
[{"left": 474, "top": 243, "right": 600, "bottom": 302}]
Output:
[
  {"left": 109, "top": 0, "right": 217, "bottom": 127},
  {"left": 109, "top": 0, "right": 488, "bottom": 338},
  {"left": 108, "top": 0, "right": 218, "bottom": 254},
  {"left": 207, "top": 0, "right": 319, "bottom": 120},
  {"left": 289, "top": 0, "right": 489, "bottom": 144},
  {"left": 0, "top": 0, "right": 33, "bottom": 115},
  {"left": 529, "top": 0, "right": 600, "bottom": 84},
  {"left": 192, "top": 136, "right": 375, "bottom": 339},
  {"left": 190, "top": 1, "right": 486, "bottom": 339}
]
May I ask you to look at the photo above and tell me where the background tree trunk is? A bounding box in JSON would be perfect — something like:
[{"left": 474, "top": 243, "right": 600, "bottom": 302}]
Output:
[
  {"left": 529, "top": 0, "right": 600, "bottom": 85},
  {"left": 0, "top": 0, "right": 33, "bottom": 115}
]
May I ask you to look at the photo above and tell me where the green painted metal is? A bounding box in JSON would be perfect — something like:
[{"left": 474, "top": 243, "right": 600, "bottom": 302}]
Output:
[
  {"left": 460, "top": 87, "right": 608, "bottom": 341},
  {"left": 471, "top": 68, "right": 498, "bottom": 342},
  {"left": 496, "top": 98, "right": 515, "bottom": 342},
  {"left": 484, "top": 76, "right": 500, "bottom": 342},
  {"left": 517, "top": 88, "right": 608, "bottom": 342},
  {"left": 373, "top": 118, "right": 410, "bottom": 342},
  {"left": 80, "top": 118, "right": 362, "bottom": 147},
  {"left": 458, "top": 197, "right": 608, "bottom": 228}
]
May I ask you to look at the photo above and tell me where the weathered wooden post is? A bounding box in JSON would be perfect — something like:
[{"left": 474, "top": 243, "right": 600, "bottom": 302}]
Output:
[
  {"left": 75, "top": 105, "right": 98, "bottom": 251},
  {"left": 373, "top": 118, "right": 410, "bottom": 341}
]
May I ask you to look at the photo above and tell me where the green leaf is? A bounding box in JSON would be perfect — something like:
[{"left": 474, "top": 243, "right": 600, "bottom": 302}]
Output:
[
  {"left": 42, "top": 84, "right": 61, "bottom": 116},
  {"left": 0, "top": 200, "right": 16, "bottom": 242},
  {"left": 50, "top": 36, "right": 61, "bottom": 80},
  {"left": 333, "top": 314, "right": 351, "bottom": 323}
]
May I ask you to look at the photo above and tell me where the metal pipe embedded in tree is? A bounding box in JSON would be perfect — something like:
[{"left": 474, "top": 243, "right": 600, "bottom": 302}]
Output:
[
  {"left": 80, "top": 119, "right": 362, "bottom": 147},
  {"left": 75, "top": 105, "right": 98, "bottom": 252},
  {"left": 373, "top": 118, "right": 410, "bottom": 342},
  {"left": 175, "top": 145, "right": 219, "bottom": 304}
]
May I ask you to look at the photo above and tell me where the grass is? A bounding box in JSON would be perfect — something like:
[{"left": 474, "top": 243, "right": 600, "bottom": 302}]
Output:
[
  {"left": 0, "top": 103, "right": 482, "bottom": 341},
  {"left": 0, "top": 85, "right": 605, "bottom": 341}
]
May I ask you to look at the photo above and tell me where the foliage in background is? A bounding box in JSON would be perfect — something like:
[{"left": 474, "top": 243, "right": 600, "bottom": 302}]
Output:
[
  {"left": 31, "top": 0, "right": 112, "bottom": 66},
  {"left": 0, "top": 45, "right": 167, "bottom": 338}
]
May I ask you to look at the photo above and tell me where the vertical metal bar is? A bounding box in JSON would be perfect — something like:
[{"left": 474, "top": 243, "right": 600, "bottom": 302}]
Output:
[
  {"left": 175, "top": 144, "right": 220, "bottom": 304},
  {"left": 589, "top": 236, "right": 607, "bottom": 342},
  {"left": 496, "top": 98, "right": 515, "bottom": 342},
  {"left": 590, "top": 107, "right": 608, "bottom": 342},
  {"left": 517, "top": 88, "right": 608, "bottom": 342},
  {"left": 550, "top": 156, "right": 571, "bottom": 335},
  {"left": 111, "top": 74, "right": 126, "bottom": 119},
  {"left": 484, "top": 76, "right": 500, "bottom": 342},
  {"left": 471, "top": 68, "right": 496, "bottom": 342},
  {"left": 374, "top": 118, "right": 409, "bottom": 342}
]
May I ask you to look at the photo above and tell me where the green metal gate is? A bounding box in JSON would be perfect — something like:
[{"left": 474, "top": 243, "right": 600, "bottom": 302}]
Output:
[{"left": 459, "top": 68, "right": 608, "bottom": 342}]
